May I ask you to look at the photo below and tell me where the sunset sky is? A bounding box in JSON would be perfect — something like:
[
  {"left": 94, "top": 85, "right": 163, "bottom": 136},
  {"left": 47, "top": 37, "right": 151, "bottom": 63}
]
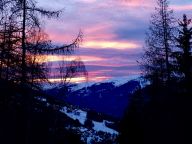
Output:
[{"left": 37, "top": 0, "right": 192, "bottom": 83}]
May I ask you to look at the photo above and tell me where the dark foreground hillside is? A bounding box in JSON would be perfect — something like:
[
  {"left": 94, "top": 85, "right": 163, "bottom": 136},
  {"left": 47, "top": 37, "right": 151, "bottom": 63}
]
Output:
[
  {"left": 0, "top": 80, "right": 119, "bottom": 144},
  {"left": 0, "top": 80, "right": 83, "bottom": 144},
  {"left": 119, "top": 84, "right": 192, "bottom": 144}
]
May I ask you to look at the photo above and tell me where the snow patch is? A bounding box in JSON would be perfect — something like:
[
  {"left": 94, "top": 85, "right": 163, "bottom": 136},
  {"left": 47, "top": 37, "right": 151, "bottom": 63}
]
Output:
[
  {"left": 79, "top": 127, "right": 88, "bottom": 132},
  {"left": 111, "top": 75, "right": 139, "bottom": 87},
  {"left": 92, "top": 120, "right": 119, "bottom": 135},
  {"left": 60, "top": 107, "right": 87, "bottom": 125},
  {"left": 138, "top": 77, "right": 150, "bottom": 88},
  {"left": 35, "top": 96, "right": 47, "bottom": 102}
]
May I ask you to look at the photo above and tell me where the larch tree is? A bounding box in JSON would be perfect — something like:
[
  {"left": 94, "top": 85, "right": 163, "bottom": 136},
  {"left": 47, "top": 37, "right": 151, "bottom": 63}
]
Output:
[
  {"left": 0, "top": 1, "right": 87, "bottom": 143},
  {"left": 0, "top": 0, "right": 86, "bottom": 87},
  {"left": 11, "top": 0, "right": 61, "bottom": 83},
  {"left": 141, "top": 0, "right": 175, "bottom": 87}
]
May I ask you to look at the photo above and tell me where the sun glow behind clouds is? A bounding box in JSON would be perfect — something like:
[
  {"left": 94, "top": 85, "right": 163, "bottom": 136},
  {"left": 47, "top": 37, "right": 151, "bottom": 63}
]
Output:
[
  {"left": 36, "top": 55, "right": 105, "bottom": 63},
  {"left": 83, "top": 41, "right": 140, "bottom": 49},
  {"left": 35, "top": 54, "right": 110, "bottom": 83},
  {"left": 48, "top": 76, "right": 110, "bottom": 84}
]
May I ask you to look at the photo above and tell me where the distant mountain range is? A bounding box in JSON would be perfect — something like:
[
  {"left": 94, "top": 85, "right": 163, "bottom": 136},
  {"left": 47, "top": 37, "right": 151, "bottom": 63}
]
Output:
[{"left": 46, "top": 77, "right": 146, "bottom": 118}]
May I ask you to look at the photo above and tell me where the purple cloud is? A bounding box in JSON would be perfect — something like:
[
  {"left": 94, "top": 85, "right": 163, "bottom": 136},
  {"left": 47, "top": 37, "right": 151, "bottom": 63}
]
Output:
[{"left": 36, "top": 0, "right": 192, "bottom": 82}]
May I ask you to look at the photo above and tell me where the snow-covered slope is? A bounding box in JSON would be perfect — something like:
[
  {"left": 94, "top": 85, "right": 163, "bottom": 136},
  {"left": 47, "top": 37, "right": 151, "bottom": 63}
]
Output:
[
  {"left": 70, "top": 75, "right": 140, "bottom": 92},
  {"left": 60, "top": 107, "right": 87, "bottom": 125},
  {"left": 60, "top": 106, "right": 118, "bottom": 135},
  {"left": 66, "top": 79, "right": 141, "bottom": 118},
  {"left": 36, "top": 96, "right": 119, "bottom": 143},
  {"left": 60, "top": 105, "right": 119, "bottom": 143},
  {"left": 46, "top": 76, "right": 149, "bottom": 118},
  {"left": 92, "top": 120, "right": 118, "bottom": 135}
]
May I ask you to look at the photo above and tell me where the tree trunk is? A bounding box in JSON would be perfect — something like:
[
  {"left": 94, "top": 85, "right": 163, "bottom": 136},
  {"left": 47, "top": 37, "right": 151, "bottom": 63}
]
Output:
[
  {"left": 21, "top": 0, "right": 26, "bottom": 84},
  {"left": 162, "top": 0, "right": 170, "bottom": 83}
]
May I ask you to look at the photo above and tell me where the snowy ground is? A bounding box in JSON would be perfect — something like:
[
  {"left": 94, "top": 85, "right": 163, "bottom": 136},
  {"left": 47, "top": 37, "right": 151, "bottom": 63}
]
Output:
[
  {"left": 35, "top": 96, "right": 119, "bottom": 143},
  {"left": 60, "top": 106, "right": 87, "bottom": 125},
  {"left": 92, "top": 120, "right": 119, "bottom": 135},
  {"left": 60, "top": 106, "right": 119, "bottom": 135}
]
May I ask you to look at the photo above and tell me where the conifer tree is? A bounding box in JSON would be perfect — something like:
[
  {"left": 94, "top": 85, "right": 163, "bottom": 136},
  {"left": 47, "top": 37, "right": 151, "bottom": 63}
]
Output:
[
  {"left": 141, "top": 0, "right": 175, "bottom": 87},
  {"left": 173, "top": 14, "right": 192, "bottom": 89}
]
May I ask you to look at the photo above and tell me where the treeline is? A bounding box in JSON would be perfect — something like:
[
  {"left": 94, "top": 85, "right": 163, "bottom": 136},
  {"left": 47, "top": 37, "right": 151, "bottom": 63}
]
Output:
[
  {"left": 141, "top": 0, "right": 192, "bottom": 92},
  {"left": 119, "top": 0, "right": 192, "bottom": 144}
]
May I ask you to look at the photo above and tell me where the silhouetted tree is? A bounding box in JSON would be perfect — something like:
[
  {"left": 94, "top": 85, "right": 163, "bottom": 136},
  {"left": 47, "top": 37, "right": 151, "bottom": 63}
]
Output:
[
  {"left": 0, "top": 1, "right": 87, "bottom": 143},
  {"left": 84, "top": 118, "right": 94, "bottom": 129},
  {"left": 0, "top": 9, "right": 21, "bottom": 81},
  {"left": 173, "top": 14, "right": 192, "bottom": 90},
  {"left": 9, "top": 0, "right": 62, "bottom": 83},
  {"left": 25, "top": 28, "right": 50, "bottom": 88},
  {"left": 0, "top": 0, "right": 85, "bottom": 86},
  {"left": 59, "top": 58, "right": 87, "bottom": 84},
  {"left": 141, "top": 0, "right": 175, "bottom": 87}
]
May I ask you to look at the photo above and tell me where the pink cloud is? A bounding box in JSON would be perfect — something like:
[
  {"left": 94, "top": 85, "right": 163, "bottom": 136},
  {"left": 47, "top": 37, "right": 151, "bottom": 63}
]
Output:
[
  {"left": 83, "top": 40, "right": 140, "bottom": 50},
  {"left": 171, "top": 5, "right": 192, "bottom": 11},
  {"left": 117, "top": 0, "right": 154, "bottom": 7}
]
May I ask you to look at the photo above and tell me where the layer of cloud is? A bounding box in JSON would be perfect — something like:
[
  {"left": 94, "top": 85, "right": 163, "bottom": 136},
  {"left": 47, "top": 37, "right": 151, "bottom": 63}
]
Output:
[{"left": 36, "top": 0, "right": 192, "bottom": 83}]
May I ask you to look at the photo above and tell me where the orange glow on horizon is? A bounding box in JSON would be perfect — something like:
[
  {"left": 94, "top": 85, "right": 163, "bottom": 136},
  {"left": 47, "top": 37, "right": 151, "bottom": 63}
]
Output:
[
  {"left": 47, "top": 76, "right": 110, "bottom": 83},
  {"left": 48, "top": 77, "right": 86, "bottom": 83},
  {"left": 36, "top": 55, "right": 105, "bottom": 63}
]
